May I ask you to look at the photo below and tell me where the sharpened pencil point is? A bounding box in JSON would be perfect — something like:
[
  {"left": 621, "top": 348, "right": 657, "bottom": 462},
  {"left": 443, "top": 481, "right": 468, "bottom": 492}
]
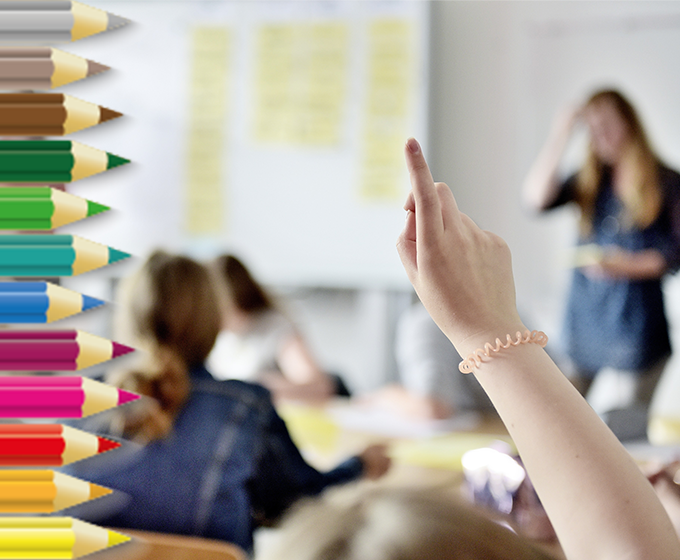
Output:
[
  {"left": 107, "top": 530, "right": 131, "bottom": 547},
  {"left": 99, "top": 107, "right": 122, "bottom": 123},
  {"left": 118, "top": 389, "right": 140, "bottom": 406},
  {"left": 97, "top": 437, "right": 120, "bottom": 454},
  {"left": 86, "top": 60, "right": 110, "bottom": 77},
  {"left": 108, "top": 248, "right": 131, "bottom": 264},
  {"left": 86, "top": 201, "right": 110, "bottom": 217},
  {"left": 81, "top": 295, "right": 104, "bottom": 312},
  {"left": 106, "top": 14, "right": 131, "bottom": 31},
  {"left": 106, "top": 154, "right": 130, "bottom": 170},
  {"left": 111, "top": 342, "right": 135, "bottom": 359},
  {"left": 89, "top": 483, "right": 113, "bottom": 500}
]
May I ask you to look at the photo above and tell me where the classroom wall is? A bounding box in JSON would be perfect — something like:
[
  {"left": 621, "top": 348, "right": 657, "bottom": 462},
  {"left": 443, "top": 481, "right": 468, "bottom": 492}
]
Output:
[
  {"left": 295, "top": 0, "right": 680, "bottom": 393},
  {"left": 60, "top": 1, "right": 680, "bottom": 396}
]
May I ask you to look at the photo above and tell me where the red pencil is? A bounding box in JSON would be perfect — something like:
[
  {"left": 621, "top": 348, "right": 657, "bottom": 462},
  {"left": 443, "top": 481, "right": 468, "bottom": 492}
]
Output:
[
  {"left": 0, "top": 424, "right": 119, "bottom": 466},
  {"left": 0, "top": 330, "right": 134, "bottom": 371}
]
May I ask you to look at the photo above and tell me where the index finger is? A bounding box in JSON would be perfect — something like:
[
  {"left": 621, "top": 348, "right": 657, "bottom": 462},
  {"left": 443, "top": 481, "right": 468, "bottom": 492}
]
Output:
[{"left": 404, "top": 138, "right": 443, "bottom": 236}]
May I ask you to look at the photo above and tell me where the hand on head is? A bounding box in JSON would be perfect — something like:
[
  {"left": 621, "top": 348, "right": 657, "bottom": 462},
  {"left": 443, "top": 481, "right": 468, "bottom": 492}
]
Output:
[
  {"left": 396, "top": 138, "right": 525, "bottom": 356},
  {"left": 554, "top": 102, "right": 586, "bottom": 133}
]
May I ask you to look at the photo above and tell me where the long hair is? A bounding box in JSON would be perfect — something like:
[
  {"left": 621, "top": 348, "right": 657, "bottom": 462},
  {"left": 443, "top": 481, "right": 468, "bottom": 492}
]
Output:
[
  {"left": 213, "top": 254, "right": 275, "bottom": 313},
  {"left": 576, "top": 89, "right": 661, "bottom": 234},
  {"left": 109, "top": 250, "right": 221, "bottom": 442},
  {"left": 255, "top": 485, "right": 555, "bottom": 560}
]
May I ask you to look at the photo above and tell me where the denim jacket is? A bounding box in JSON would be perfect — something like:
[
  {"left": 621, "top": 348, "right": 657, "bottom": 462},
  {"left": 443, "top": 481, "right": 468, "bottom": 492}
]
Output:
[{"left": 66, "top": 365, "right": 363, "bottom": 553}]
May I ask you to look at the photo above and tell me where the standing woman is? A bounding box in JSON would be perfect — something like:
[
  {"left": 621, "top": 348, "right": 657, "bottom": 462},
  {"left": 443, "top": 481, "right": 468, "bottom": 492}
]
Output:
[{"left": 523, "top": 89, "right": 680, "bottom": 407}]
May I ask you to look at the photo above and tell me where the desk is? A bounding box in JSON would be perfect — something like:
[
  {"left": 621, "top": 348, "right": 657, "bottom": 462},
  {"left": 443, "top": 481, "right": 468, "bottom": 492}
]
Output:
[
  {"left": 278, "top": 398, "right": 509, "bottom": 477},
  {"left": 91, "top": 529, "right": 246, "bottom": 560},
  {"left": 273, "top": 398, "right": 565, "bottom": 560}
]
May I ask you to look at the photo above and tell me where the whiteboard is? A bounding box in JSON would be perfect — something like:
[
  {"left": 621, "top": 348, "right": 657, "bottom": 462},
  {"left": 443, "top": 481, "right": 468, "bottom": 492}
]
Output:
[{"left": 58, "top": 0, "right": 430, "bottom": 290}]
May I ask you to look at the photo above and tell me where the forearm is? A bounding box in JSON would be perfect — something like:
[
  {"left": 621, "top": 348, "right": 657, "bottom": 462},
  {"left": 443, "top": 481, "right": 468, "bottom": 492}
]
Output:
[
  {"left": 522, "top": 119, "right": 574, "bottom": 210},
  {"left": 596, "top": 248, "right": 668, "bottom": 280},
  {"left": 260, "top": 371, "right": 333, "bottom": 402},
  {"left": 460, "top": 334, "right": 680, "bottom": 560},
  {"left": 400, "top": 137, "right": 680, "bottom": 560}
]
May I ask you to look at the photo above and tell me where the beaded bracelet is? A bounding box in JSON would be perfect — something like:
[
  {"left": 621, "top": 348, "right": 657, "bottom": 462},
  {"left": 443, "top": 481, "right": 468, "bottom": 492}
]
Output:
[{"left": 459, "top": 330, "right": 548, "bottom": 374}]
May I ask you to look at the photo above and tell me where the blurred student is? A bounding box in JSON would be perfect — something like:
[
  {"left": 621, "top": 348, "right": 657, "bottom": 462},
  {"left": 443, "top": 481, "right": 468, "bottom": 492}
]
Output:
[
  {"left": 364, "top": 299, "right": 493, "bottom": 420},
  {"left": 68, "top": 251, "right": 390, "bottom": 554},
  {"left": 256, "top": 139, "right": 680, "bottom": 560},
  {"left": 207, "top": 254, "right": 337, "bottom": 402},
  {"left": 522, "top": 89, "right": 680, "bottom": 412}
]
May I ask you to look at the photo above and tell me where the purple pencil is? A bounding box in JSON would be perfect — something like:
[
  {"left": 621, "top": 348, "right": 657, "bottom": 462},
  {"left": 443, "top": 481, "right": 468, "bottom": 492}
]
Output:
[{"left": 0, "top": 330, "right": 133, "bottom": 371}]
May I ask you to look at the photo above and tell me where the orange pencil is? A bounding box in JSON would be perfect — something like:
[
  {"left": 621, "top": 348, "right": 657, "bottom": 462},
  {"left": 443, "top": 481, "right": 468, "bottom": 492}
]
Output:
[{"left": 0, "top": 470, "right": 111, "bottom": 513}]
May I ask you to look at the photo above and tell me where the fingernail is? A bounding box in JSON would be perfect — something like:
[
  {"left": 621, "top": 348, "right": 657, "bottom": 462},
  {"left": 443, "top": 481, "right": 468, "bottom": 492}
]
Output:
[{"left": 406, "top": 138, "right": 420, "bottom": 154}]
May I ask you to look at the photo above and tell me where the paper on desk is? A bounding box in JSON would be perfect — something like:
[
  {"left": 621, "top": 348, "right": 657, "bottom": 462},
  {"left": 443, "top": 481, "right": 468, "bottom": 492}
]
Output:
[
  {"left": 277, "top": 402, "right": 340, "bottom": 456},
  {"left": 391, "top": 433, "right": 515, "bottom": 471},
  {"left": 327, "top": 405, "right": 481, "bottom": 439}
]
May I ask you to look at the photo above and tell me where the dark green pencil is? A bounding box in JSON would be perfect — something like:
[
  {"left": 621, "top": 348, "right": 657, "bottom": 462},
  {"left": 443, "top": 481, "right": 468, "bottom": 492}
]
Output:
[{"left": 0, "top": 141, "right": 129, "bottom": 183}]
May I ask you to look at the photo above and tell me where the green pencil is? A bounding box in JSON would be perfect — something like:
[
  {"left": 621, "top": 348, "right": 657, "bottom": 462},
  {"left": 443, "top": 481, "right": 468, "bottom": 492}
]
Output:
[
  {"left": 0, "top": 187, "right": 108, "bottom": 230},
  {"left": 0, "top": 141, "right": 129, "bottom": 183},
  {"left": 0, "top": 235, "right": 129, "bottom": 276}
]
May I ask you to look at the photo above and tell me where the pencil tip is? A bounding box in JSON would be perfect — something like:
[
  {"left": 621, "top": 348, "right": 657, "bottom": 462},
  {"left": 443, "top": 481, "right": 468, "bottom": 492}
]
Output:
[
  {"left": 106, "top": 153, "right": 130, "bottom": 170},
  {"left": 107, "top": 530, "right": 131, "bottom": 547},
  {"left": 112, "top": 341, "right": 135, "bottom": 359},
  {"left": 106, "top": 13, "right": 131, "bottom": 31},
  {"left": 86, "top": 201, "right": 110, "bottom": 218},
  {"left": 89, "top": 483, "right": 113, "bottom": 500},
  {"left": 118, "top": 389, "right": 140, "bottom": 406},
  {"left": 99, "top": 107, "right": 122, "bottom": 124},
  {"left": 81, "top": 295, "right": 104, "bottom": 312},
  {"left": 97, "top": 437, "right": 121, "bottom": 454},
  {"left": 86, "top": 60, "right": 110, "bottom": 77},
  {"left": 108, "top": 248, "right": 131, "bottom": 264}
]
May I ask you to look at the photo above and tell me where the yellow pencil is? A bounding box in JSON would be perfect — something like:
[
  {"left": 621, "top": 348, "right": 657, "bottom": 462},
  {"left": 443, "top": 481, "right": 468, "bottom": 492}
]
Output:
[
  {"left": 0, "top": 517, "right": 129, "bottom": 559},
  {"left": 0, "top": 470, "right": 111, "bottom": 513}
]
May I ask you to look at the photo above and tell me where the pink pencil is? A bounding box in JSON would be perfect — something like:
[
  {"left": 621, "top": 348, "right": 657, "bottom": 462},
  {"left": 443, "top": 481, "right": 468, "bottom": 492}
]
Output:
[
  {"left": 0, "top": 376, "right": 139, "bottom": 418},
  {"left": 0, "top": 330, "right": 134, "bottom": 371}
]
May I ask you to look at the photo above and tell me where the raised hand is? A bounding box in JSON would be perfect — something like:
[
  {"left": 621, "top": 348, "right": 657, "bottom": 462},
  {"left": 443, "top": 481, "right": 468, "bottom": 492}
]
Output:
[{"left": 396, "top": 138, "right": 525, "bottom": 357}]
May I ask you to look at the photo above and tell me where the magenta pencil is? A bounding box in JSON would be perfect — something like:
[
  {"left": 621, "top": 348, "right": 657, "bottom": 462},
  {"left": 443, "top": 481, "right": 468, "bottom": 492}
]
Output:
[
  {"left": 0, "top": 376, "right": 139, "bottom": 418},
  {"left": 0, "top": 330, "right": 133, "bottom": 371}
]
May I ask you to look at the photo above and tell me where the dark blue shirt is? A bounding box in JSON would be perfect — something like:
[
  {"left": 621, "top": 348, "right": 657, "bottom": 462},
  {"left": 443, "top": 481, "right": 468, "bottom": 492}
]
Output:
[
  {"left": 547, "top": 165, "right": 680, "bottom": 372},
  {"left": 65, "top": 366, "right": 363, "bottom": 553}
]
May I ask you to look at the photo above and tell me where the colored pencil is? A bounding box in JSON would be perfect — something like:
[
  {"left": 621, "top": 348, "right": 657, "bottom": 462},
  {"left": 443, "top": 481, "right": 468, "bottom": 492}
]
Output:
[
  {"left": 0, "top": 141, "right": 129, "bottom": 183},
  {"left": 0, "top": 47, "right": 109, "bottom": 91},
  {"left": 0, "top": 281, "right": 104, "bottom": 323},
  {"left": 0, "top": 187, "right": 109, "bottom": 230},
  {"left": 0, "top": 93, "right": 122, "bottom": 136},
  {"left": 0, "top": 1, "right": 130, "bottom": 45},
  {"left": 0, "top": 470, "right": 111, "bottom": 513},
  {"left": 0, "top": 424, "right": 120, "bottom": 466},
  {"left": 0, "top": 517, "right": 129, "bottom": 558},
  {"left": 0, "top": 376, "right": 139, "bottom": 418},
  {"left": 0, "top": 234, "right": 130, "bottom": 276},
  {"left": 0, "top": 330, "right": 135, "bottom": 371}
]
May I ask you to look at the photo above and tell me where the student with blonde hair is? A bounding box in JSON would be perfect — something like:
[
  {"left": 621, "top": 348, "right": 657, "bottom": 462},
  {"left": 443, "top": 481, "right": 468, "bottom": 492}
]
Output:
[
  {"left": 257, "top": 139, "right": 680, "bottom": 560},
  {"left": 523, "top": 89, "right": 680, "bottom": 410},
  {"left": 68, "top": 251, "right": 390, "bottom": 554}
]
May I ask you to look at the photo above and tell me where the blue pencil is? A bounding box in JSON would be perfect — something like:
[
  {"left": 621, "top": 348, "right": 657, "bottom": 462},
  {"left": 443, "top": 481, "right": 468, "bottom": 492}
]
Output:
[{"left": 0, "top": 282, "right": 104, "bottom": 323}]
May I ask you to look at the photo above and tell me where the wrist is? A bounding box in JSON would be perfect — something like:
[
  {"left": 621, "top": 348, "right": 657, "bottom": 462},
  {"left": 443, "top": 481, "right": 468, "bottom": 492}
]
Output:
[
  {"left": 457, "top": 327, "right": 547, "bottom": 374},
  {"left": 450, "top": 322, "right": 528, "bottom": 359}
]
